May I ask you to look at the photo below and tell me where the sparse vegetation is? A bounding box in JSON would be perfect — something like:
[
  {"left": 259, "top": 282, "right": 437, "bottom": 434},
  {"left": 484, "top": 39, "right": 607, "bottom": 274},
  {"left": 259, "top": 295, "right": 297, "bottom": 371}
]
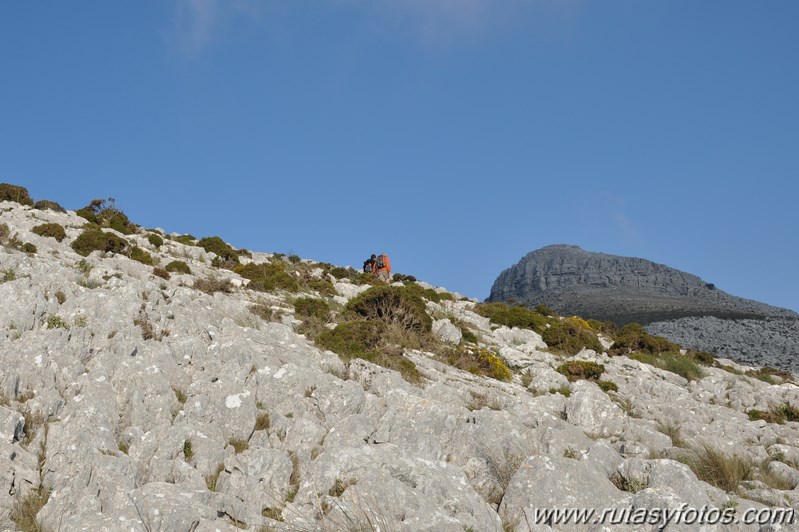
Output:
[
  {"left": 439, "top": 345, "right": 512, "bottom": 381},
  {"left": 198, "top": 236, "right": 239, "bottom": 268},
  {"left": 316, "top": 320, "right": 423, "bottom": 384},
  {"left": 206, "top": 464, "right": 225, "bottom": 491},
  {"left": 346, "top": 285, "right": 432, "bottom": 333},
  {"left": 293, "top": 297, "right": 331, "bottom": 321},
  {"left": 609, "top": 323, "right": 681, "bottom": 356},
  {"left": 610, "top": 472, "right": 648, "bottom": 493},
  {"left": 747, "top": 366, "right": 795, "bottom": 384},
  {"left": 9, "top": 486, "right": 51, "bottom": 531},
  {"left": 71, "top": 228, "right": 129, "bottom": 257},
  {"left": 76, "top": 197, "right": 136, "bottom": 234},
  {"left": 236, "top": 261, "right": 299, "bottom": 293},
  {"left": 677, "top": 443, "right": 753, "bottom": 492},
  {"left": 129, "top": 246, "right": 154, "bottom": 265},
  {"left": 249, "top": 303, "right": 275, "bottom": 322},
  {"left": 255, "top": 412, "right": 270, "bottom": 431},
  {"left": 542, "top": 318, "right": 604, "bottom": 355},
  {"left": 31, "top": 223, "right": 66, "bottom": 242},
  {"left": 473, "top": 302, "right": 548, "bottom": 333},
  {"left": 165, "top": 260, "right": 191, "bottom": 274},
  {"left": 33, "top": 199, "right": 66, "bottom": 212},
  {"left": 228, "top": 438, "right": 249, "bottom": 454},
  {"left": 556, "top": 360, "right": 605, "bottom": 382},
  {"left": 147, "top": 233, "right": 164, "bottom": 248},
  {"left": 46, "top": 315, "right": 69, "bottom": 330},
  {"left": 628, "top": 351, "right": 704, "bottom": 381},
  {"left": 747, "top": 403, "right": 799, "bottom": 425},
  {"left": 0, "top": 183, "right": 33, "bottom": 205},
  {"left": 194, "top": 276, "right": 233, "bottom": 294},
  {"left": 183, "top": 439, "right": 193, "bottom": 462},
  {"left": 153, "top": 267, "right": 170, "bottom": 280}
]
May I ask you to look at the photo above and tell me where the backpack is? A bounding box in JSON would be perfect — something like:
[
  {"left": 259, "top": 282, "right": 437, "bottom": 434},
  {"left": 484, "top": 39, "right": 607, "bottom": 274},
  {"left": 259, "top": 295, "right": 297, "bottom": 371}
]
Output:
[
  {"left": 363, "top": 260, "right": 373, "bottom": 273},
  {"left": 376, "top": 254, "right": 390, "bottom": 271}
]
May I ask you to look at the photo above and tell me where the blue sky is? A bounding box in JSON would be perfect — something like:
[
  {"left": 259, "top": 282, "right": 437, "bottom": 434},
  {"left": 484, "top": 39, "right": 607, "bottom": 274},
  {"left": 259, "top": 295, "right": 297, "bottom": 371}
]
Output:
[{"left": 2, "top": 1, "right": 797, "bottom": 311}]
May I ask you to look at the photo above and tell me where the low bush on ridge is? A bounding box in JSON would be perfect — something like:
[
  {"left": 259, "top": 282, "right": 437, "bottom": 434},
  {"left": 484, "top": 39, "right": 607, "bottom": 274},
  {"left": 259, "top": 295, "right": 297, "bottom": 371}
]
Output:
[
  {"left": 609, "top": 323, "right": 680, "bottom": 356},
  {"left": 473, "top": 302, "right": 548, "bottom": 333},
  {"left": 346, "top": 285, "right": 432, "bottom": 333},
  {"left": 542, "top": 319, "right": 604, "bottom": 356},
  {"left": 0, "top": 183, "right": 33, "bottom": 205},
  {"left": 32, "top": 223, "right": 67, "bottom": 242},
  {"left": 76, "top": 198, "right": 136, "bottom": 235},
  {"left": 71, "top": 229, "right": 128, "bottom": 257}
]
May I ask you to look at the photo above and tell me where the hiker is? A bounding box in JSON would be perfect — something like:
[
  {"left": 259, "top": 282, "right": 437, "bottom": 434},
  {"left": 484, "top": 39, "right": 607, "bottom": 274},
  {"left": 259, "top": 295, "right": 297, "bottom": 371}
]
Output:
[
  {"left": 375, "top": 253, "right": 391, "bottom": 282},
  {"left": 363, "top": 254, "right": 376, "bottom": 274}
]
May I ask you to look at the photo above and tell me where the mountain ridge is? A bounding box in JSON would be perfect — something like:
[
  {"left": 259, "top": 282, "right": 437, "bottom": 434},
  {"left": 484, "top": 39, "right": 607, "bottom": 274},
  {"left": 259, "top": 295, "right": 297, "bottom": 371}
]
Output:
[{"left": 488, "top": 244, "right": 798, "bottom": 325}]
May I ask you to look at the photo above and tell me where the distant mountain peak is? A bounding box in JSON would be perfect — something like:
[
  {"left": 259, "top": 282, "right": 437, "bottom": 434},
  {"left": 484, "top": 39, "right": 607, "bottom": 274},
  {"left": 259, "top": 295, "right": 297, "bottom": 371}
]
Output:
[{"left": 489, "top": 245, "right": 796, "bottom": 325}]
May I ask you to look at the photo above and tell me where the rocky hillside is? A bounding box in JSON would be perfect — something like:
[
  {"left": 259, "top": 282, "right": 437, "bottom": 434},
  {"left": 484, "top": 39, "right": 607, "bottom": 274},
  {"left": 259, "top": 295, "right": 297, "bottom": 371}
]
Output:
[
  {"left": 646, "top": 317, "right": 799, "bottom": 374},
  {"left": 1, "top": 189, "right": 799, "bottom": 531},
  {"left": 488, "top": 245, "right": 797, "bottom": 325}
]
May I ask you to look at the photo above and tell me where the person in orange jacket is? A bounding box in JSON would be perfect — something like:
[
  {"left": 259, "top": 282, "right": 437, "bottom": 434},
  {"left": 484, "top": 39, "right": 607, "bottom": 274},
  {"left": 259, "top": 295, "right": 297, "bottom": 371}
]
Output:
[{"left": 375, "top": 253, "right": 391, "bottom": 282}]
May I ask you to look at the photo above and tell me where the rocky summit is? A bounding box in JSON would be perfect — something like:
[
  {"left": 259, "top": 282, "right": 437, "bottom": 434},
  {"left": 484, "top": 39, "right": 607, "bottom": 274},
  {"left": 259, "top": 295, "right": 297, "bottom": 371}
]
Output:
[
  {"left": 1, "top": 191, "right": 799, "bottom": 531},
  {"left": 488, "top": 245, "right": 797, "bottom": 326},
  {"left": 489, "top": 245, "right": 799, "bottom": 373}
]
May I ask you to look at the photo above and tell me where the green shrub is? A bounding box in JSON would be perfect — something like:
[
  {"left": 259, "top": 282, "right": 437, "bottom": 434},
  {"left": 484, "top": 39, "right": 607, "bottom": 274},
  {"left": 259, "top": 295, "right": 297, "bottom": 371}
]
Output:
[
  {"left": 328, "top": 266, "right": 352, "bottom": 279},
  {"left": 629, "top": 351, "right": 704, "bottom": 381},
  {"left": 293, "top": 297, "right": 331, "bottom": 321},
  {"left": 473, "top": 302, "right": 548, "bottom": 333},
  {"left": 587, "top": 319, "right": 617, "bottom": 335},
  {"left": 597, "top": 380, "right": 618, "bottom": 393},
  {"left": 21, "top": 242, "right": 36, "bottom": 253},
  {"left": 76, "top": 198, "right": 135, "bottom": 234},
  {"left": 33, "top": 199, "right": 66, "bottom": 212},
  {"left": 305, "top": 277, "right": 337, "bottom": 297},
  {"left": 129, "top": 246, "right": 154, "bottom": 265},
  {"left": 46, "top": 315, "right": 70, "bottom": 330},
  {"left": 401, "top": 282, "right": 455, "bottom": 303},
  {"left": 316, "top": 320, "right": 423, "bottom": 384},
  {"left": 198, "top": 236, "right": 239, "bottom": 267},
  {"left": 0, "top": 183, "right": 33, "bottom": 205},
  {"left": 165, "top": 260, "right": 191, "bottom": 274},
  {"left": 288, "top": 254, "right": 301, "bottom": 263},
  {"left": 316, "top": 320, "right": 386, "bottom": 359},
  {"left": 71, "top": 229, "right": 129, "bottom": 257},
  {"left": 174, "top": 234, "right": 197, "bottom": 245},
  {"left": 609, "top": 323, "right": 681, "bottom": 356},
  {"left": 556, "top": 360, "right": 605, "bottom": 382},
  {"left": 153, "top": 267, "right": 170, "bottom": 280},
  {"left": 346, "top": 285, "right": 432, "bottom": 333},
  {"left": 542, "top": 319, "right": 604, "bottom": 356},
  {"left": 147, "top": 233, "right": 164, "bottom": 247},
  {"left": 236, "top": 262, "right": 299, "bottom": 293},
  {"left": 194, "top": 276, "right": 233, "bottom": 294},
  {"left": 688, "top": 350, "right": 716, "bottom": 366},
  {"left": 534, "top": 304, "right": 557, "bottom": 317},
  {"left": 440, "top": 345, "right": 512, "bottom": 381},
  {"left": 32, "top": 223, "right": 66, "bottom": 242},
  {"left": 393, "top": 273, "right": 417, "bottom": 282},
  {"left": 183, "top": 439, "right": 193, "bottom": 462}
]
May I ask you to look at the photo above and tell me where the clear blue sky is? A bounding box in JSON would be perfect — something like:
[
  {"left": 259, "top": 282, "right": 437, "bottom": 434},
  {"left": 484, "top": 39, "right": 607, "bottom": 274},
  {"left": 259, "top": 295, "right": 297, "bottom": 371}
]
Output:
[{"left": 2, "top": 1, "right": 797, "bottom": 311}]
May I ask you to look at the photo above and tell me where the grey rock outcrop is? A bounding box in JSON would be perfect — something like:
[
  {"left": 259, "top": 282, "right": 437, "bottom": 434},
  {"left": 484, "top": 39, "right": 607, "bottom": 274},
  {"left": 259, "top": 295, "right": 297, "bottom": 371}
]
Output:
[{"left": 646, "top": 316, "right": 799, "bottom": 373}]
